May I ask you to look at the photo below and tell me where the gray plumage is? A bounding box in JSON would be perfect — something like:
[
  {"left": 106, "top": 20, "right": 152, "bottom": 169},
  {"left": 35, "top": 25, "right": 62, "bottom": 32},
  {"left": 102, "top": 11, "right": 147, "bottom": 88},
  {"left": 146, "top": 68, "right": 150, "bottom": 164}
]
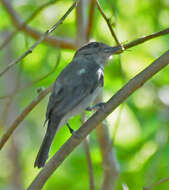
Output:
[{"left": 34, "top": 42, "right": 119, "bottom": 168}]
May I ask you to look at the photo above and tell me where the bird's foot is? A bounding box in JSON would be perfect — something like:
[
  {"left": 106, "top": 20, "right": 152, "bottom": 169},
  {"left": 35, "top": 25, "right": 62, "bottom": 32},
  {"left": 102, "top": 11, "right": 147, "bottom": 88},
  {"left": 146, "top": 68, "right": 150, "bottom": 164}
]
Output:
[
  {"left": 86, "top": 102, "right": 107, "bottom": 113},
  {"left": 66, "top": 123, "right": 74, "bottom": 134}
]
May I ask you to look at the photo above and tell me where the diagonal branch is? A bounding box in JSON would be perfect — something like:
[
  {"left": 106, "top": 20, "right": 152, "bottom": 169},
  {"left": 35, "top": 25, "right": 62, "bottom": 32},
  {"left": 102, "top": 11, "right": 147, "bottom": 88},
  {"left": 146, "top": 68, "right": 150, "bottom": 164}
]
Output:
[
  {"left": 27, "top": 49, "right": 169, "bottom": 190},
  {"left": 0, "top": 0, "right": 80, "bottom": 77},
  {"left": 123, "top": 27, "right": 169, "bottom": 49},
  {"left": 0, "top": 86, "right": 52, "bottom": 150},
  {"left": 1, "top": 0, "right": 76, "bottom": 50},
  {"left": 112, "top": 27, "right": 169, "bottom": 55},
  {"left": 0, "top": 27, "right": 169, "bottom": 150}
]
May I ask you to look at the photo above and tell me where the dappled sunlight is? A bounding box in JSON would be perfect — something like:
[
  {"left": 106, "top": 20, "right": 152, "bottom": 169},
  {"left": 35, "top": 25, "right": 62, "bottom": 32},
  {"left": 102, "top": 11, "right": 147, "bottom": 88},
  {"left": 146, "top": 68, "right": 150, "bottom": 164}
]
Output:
[
  {"left": 158, "top": 85, "right": 169, "bottom": 106},
  {"left": 107, "top": 105, "right": 141, "bottom": 148},
  {"left": 24, "top": 45, "right": 47, "bottom": 72},
  {"left": 128, "top": 141, "right": 157, "bottom": 172},
  {"left": 133, "top": 85, "right": 155, "bottom": 108},
  {"left": 122, "top": 52, "right": 153, "bottom": 77}
]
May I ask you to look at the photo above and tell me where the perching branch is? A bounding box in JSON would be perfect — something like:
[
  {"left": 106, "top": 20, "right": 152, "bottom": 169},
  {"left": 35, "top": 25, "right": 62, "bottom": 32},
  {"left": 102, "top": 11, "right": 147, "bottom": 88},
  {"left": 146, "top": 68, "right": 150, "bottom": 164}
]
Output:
[
  {"left": 1, "top": 0, "right": 76, "bottom": 50},
  {"left": 0, "top": 26, "right": 168, "bottom": 149},
  {"left": 0, "top": 0, "right": 80, "bottom": 77},
  {"left": 27, "top": 49, "right": 169, "bottom": 190},
  {"left": 0, "top": 86, "right": 52, "bottom": 150}
]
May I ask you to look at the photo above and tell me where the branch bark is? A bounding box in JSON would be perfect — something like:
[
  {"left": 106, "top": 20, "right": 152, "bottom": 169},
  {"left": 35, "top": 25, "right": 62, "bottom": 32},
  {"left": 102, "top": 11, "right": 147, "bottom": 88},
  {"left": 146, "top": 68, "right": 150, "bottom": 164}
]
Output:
[
  {"left": 94, "top": 92, "right": 118, "bottom": 190},
  {"left": 27, "top": 49, "right": 169, "bottom": 190},
  {"left": 96, "top": 123, "right": 118, "bottom": 190},
  {"left": 83, "top": 138, "right": 95, "bottom": 190}
]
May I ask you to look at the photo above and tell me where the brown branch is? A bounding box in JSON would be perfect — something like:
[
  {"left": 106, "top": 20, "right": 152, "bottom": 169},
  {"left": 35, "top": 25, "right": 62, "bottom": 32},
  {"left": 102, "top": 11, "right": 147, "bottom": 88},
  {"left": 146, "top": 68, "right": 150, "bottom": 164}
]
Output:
[
  {"left": 1, "top": 0, "right": 76, "bottom": 50},
  {"left": 27, "top": 49, "right": 169, "bottom": 190},
  {"left": 83, "top": 138, "right": 95, "bottom": 190},
  {"left": 0, "top": 26, "right": 168, "bottom": 148},
  {"left": 0, "top": 0, "right": 80, "bottom": 78},
  {"left": 144, "top": 177, "right": 169, "bottom": 190},
  {"left": 94, "top": 94, "right": 118, "bottom": 190},
  {"left": 96, "top": 0, "right": 121, "bottom": 46},
  {"left": 80, "top": 112, "right": 95, "bottom": 190},
  {"left": 86, "top": 0, "right": 96, "bottom": 41},
  {"left": 0, "top": 86, "right": 52, "bottom": 150},
  {"left": 123, "top": 27, "right": 169, "bottom": 50},
  {"left": 0, "top": 49, "right": 61, "bottom": 99},
  {"left": 96, "top": 123, "right": 118, "bottom": 190},
  {"left": 110, "top": 27, "right": 169, "bottom": 55},
  {"left": 76, "top": 0, "right": 87, "bottom": 46}
]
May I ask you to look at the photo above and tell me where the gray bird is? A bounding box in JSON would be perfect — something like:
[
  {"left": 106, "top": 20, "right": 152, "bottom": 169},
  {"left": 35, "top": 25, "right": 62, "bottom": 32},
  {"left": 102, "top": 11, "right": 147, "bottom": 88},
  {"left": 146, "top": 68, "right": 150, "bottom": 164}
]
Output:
[{"left": 34, "top": 42, "right": 120, "bottom": 168}]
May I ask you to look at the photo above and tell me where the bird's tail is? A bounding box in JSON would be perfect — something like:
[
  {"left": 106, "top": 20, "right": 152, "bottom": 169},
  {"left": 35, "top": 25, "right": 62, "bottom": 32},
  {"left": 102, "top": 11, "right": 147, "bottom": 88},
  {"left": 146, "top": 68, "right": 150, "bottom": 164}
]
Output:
[{"left": 34, "top": 117, "right": 61, "bottom": 168}]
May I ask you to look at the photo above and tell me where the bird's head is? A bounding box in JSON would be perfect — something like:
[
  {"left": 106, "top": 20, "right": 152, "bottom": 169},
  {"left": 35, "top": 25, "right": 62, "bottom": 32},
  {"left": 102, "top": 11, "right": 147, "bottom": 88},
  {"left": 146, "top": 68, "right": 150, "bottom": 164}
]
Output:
[{"left": 74, "top": 42, "right": 120, "bottom": 66}]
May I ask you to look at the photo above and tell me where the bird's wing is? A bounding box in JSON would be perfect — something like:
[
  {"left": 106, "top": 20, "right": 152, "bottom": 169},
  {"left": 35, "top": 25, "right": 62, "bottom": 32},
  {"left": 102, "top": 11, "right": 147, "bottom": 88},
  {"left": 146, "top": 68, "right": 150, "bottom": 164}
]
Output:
[{"left": 46, "top": 60, "right": 104, "bottom": 121}]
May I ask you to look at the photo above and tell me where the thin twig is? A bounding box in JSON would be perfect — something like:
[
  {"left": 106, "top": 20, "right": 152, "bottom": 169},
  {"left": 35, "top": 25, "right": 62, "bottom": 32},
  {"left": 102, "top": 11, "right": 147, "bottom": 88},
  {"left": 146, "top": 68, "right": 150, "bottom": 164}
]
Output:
[
  {"left": 123, "top": 27, "right": 169, "bottom": 50},
  {"left": 110, "top": 27, "right": 169, "bottom": 55},
  {"left": 144, "top": 177, "right": 169, "bottom": 190},
  {"left": 0, "top": 0, "right": 58, "bottom": 50},
  {"left": 27, "top": 49, "right": 169, "bottom": 190},
  {"left": 0, "top": 50, "right": 61, "bottom": 99},
  {"left": 0, "top": 0, "right": 80, "bottom": 77},
  {"left": 96, "top": 0, "right": 121, "bottom": 46},
  {"left": 0, "top": 86, "right": 52, "bottom": 150},
  {"left": 1, "top": 0, "right": 76, "bottom": 50}
]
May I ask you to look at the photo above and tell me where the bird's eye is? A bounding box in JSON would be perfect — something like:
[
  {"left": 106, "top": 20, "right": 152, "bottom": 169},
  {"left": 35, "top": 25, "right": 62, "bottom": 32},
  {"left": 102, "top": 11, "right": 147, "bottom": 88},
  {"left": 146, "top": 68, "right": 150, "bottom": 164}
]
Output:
[{"left": 92, "top": 42, "right": 99, "bottom": 48}]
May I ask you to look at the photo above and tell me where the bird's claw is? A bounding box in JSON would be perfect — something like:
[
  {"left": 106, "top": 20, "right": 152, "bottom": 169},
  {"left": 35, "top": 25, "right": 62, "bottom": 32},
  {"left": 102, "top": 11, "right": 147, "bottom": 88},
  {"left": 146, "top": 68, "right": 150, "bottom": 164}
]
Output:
[
  {"left": 66, "top": 123, "right": 74, "bottom": 134},
  {"left": 86, "top": 102, "right": 107, "bottom": 113}
]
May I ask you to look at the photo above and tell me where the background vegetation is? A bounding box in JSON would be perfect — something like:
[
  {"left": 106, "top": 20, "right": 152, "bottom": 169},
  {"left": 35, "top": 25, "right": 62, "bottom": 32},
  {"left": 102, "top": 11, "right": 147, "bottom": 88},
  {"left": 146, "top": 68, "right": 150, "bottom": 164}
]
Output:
[{"left": 0, "top": 0, "right": 169, "bottom": 189}]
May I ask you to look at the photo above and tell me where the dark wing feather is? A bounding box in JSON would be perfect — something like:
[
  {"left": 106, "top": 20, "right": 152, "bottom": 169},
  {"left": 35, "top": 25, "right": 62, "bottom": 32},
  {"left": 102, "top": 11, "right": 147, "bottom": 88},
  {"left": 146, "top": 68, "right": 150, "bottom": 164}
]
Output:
[{"left": 46, "top": 59, "right": 104, "bottom": 121}]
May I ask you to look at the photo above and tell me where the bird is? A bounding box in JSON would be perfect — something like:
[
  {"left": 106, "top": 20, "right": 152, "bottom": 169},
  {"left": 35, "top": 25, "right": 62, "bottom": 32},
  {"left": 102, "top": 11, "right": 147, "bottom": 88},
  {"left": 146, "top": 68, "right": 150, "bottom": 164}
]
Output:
[{"left": 34, "top": 42, "right": 120, "bottom": 168}]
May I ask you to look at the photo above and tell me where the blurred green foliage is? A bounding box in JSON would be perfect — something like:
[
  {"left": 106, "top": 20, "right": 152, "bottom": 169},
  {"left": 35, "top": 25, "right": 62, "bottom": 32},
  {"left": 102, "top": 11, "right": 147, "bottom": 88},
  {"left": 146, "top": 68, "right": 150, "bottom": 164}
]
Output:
[{"left": 0, "top": 0, "right": 169, "bottom": 190}]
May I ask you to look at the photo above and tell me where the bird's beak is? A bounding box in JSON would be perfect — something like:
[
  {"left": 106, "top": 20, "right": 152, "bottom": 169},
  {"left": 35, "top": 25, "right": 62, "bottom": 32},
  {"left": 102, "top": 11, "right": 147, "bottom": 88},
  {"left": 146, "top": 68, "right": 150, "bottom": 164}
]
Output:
[{"left": 104, "top": 46, "right": 122, "bottom": 54}]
